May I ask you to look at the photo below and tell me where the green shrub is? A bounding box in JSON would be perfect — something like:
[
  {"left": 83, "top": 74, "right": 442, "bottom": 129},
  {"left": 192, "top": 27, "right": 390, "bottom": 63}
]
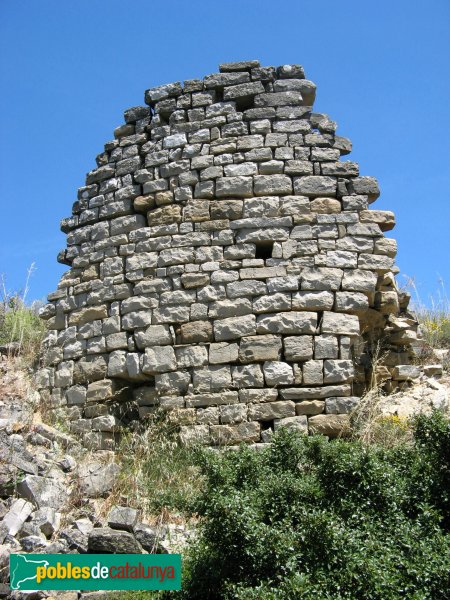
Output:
[{"left": 179, "top": 411, "right": 450, "bottom": 599}]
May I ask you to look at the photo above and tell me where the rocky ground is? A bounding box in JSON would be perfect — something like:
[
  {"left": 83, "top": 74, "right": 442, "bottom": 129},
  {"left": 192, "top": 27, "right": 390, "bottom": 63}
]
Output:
[
  {"left": 0, "top": 351, "right": 448, "bottom": 599},
  {"left": 0, "top": 356, "right": 192, "bottom": 599}
]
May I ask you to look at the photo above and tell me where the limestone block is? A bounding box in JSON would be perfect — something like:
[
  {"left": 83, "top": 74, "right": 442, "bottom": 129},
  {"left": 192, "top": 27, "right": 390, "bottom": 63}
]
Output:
[
  {"left": 280, "top": 385, "right": 351, "bottom": 400},
  {"left": 220, "top": 403, "right": 247, "bottom": 424},
  {"left": 253, "top": 293, "right": 291, "bottom": 313},
  {"left": 155, "top": 371, "right": 191, "bottom": 396},
  {"left": 214, "top": 315, "right": 256, "bottom": 341},
  {"left": 295, "top": 400, "right": 324, "bottom": 415},
  {"left": 294, "top": 176, "right": 336, "bottom": 197},
  {"left": 325, "top": 251, "right": 358, "bottom": 269},
  {"left": 256, "top": 311, "right": 317, "bottom": 335},
  {"left": 232, "top": 364, "right": 264, "bottom": 388},
  {"left": 314, "top": 334, "right": 339, "bottom": 359},
  {"left": 175, "top": 346, "right": 209, "bottom": 368},
  {"left": 267, "top": 276, "right": 299, "bottom": 293},
  {"left": 92, "top": 415, "right": 119, "bottom": 432},
  {"left": 302, "top": 360, "right": 324, "bottom": 385},
  {"left": 142, "top": 346, "right": 177, "bottom": 374},
  {"left": 283, "top": 336, "right": 313, "bottom": 361},
  {"left": 223, "top": 81, "right": 264, "bottom": 100},
  {"left": 226, "top": 281, "right": 267, "bottom": 298},
  {"left": 341, "top": 269, "right": 378, "bottom": 293},
  {"left": 300, "top": 268, "right": 343, "bottom": 291},
  {"left": 308, "top": 414, "right": 351, "bottom": 438},
  {"left": 209, "top": 342, "right": 239, "bottom": 364},
  {"left": 86, "top": 379, "right": 116, "bottom": 402},
  {"left": 263, "top": 361, "right": 294, "bottom": 386},
  {"left": 179, "top": 425, "right": 211, "bottom": 446},
  {"left": 107, "top": 350, "right": 127, "bottom": 377},
  {"left": 323, "top": 360, "right": 355, "bottom": 383},
  {"left": 291, "top": 291, "right": 334, "bottom": 311},
  {"left": 239, "top": 388, "right": 278, "bottom": 404},
  {"left": 310, "top": 198, "right": 341, "bottom": 213},
  {"left": 2, "top": 499, "right": 34, "bottom": 536},
  {"left": 351, "top": 176, "right": 380, "bottom": 200},
  {"left": 248, "top": 400, "right": 295, "bottom": 421},
  {"left": 196, "top": 407, "right": 220, "bottom": 425},
  {"left": 135, "top": 325, "right": 172, "bottom": 349},
  {"left": 253, "top": 175, "right": 292, "bottom": 196},
  {"left": 122, "top": 311, "right": 153, "bottom": 330},
  {"left": 180, "top": 321, "right": 213, "bottom": 343},
  {"left": 18, "top": 475, "right": 67, "bottom": 510},
  {"left": 216, "top": 176, "right": 253, "bottom": 198},
  {"left": 185, "top": 391, "right": 238, "bottom": 408},
  {"left": 235, "top": 227, "right": 290, "bottom": 244},
  {"left": 106, "top": 332, "right": 128, "bottom": 351},
  {"left": 66, "top": 384, "right": 86, "bottom": 406},
  {"left": 391, "top": 365, "right": 421, "bottom": 381},
  {"left": 274, "top": 415, "right": 308, "bottom": 433},
  {"left": 68, "top": 305, "right": 108, "bottom": 326},
  {"left": 325, "top": 397, "right": 359, "bottom": 414},
  {"left": 210, "top": 422, "right": 261, "bottom": 445},
  {"left": 107, "top": 505, "right": 139, "bottom": 532},
  {"left": 321, "top": 312, "right": 360, "bottom": 336},
  {"left": 238, "top": 335, "right": 282, "bottom": 362},
  {"left": 193, "top": 365, "right": 232, "bottom": 392},
  {"left": 335, "top": 292, "right": 369, "bottom": 314},
  {"left": 209, "top": 300, "right": 252, "bottom": 321},
  {"left": 358, "top": 254, "right": 395, "bottom": 274}
]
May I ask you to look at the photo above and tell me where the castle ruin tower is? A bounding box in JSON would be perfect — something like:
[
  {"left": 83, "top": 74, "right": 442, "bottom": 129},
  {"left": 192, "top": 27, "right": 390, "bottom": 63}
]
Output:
[{"left": 37, "top": 61, "right": 419, "bottom": 448}]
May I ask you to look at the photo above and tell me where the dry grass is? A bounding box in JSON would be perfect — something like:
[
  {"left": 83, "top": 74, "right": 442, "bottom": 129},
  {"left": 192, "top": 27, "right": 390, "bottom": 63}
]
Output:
[
  {"left": 104, "top": 410, "right": 203, "bottom": 525},
  {"left": 405, "top": 276, "right": 450, "bottom": 351},
  {"left": 0, "top": 265, "right": 46, "bottom": 368}
]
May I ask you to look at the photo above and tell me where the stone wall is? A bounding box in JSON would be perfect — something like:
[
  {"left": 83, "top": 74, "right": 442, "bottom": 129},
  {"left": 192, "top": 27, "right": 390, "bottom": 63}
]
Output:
[{"left": 37, "top": 60, "right": 420, "bottom": 449}]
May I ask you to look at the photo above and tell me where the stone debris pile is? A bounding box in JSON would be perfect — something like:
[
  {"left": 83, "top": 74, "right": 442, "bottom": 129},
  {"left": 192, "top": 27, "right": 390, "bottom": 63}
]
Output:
[{"left": 37, "top": 60, "right": 420, "bottom": 447}]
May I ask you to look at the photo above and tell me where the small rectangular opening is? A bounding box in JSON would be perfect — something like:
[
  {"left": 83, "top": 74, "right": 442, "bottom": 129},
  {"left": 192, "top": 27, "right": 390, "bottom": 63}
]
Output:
[{"left": 255, "top": 241, "right": 274, "bottom": 260}]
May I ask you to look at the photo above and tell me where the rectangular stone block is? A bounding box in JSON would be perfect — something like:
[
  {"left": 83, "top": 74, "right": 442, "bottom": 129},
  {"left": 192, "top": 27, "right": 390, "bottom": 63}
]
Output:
[
  {"left": 253, "top": 175, "right": 292, "bottom": 196},
  {"left": 280, "top": 385, "right": 351, "bottom": 400},
  {"left": 256, "top": 311, "right": 317, "bottom": 335},
  {"left": 210, "top": 421, "right": 261, "bottom": 445},
  {"left": 238, "top": 335, "right": 282, "bottom": 362},
  {"left": 192, "top": 365, "right": 232, "bottom": 392},
  {"left": 142, "top": 346, "right": 177, "bottom": 374},
  {"left": 214, "top": 315, "right": 256, "bottom": 341},
  {"left": 314, "top": 334, "right": 339, "bottom": 359},
  {"left": 323, "top": 359, "right": 355, "bottom": 383},
  {"left": 274, "top": 415, "right": 308, "bottom": 433},
  {"left": 175, "top": 346, "right": 209, "bottom": 368},
  {"left": 185, "top": 391, "right": 239, "bottom": 408},
  {"left": 302, "top": 360, "right": 324, "bottom": 385},
  {"left": 215, "top": 177, "right": 253, "bottom": 198},
  {"left": 300, "top": 268, "right": 343, "bottom": 291},
  {"left": 248, "top": 400, "right": 295, "bottom": 421},
  {"left": 292, "top": 291, "right": 334, "bottom": 310},
  {"left": 293, "top": 176, "right": 337, "bottom": 197},
  {"left": 283, "top": 336, "right": 313, "bottom": 361},
  {"left": 321, "top": 312, "right": 360, "bottom": 336}
]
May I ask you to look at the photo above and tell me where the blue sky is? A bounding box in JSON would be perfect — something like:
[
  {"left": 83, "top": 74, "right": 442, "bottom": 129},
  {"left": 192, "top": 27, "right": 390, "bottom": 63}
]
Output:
[{"left": 1, "top": 0, "right": 449, "bottom": 306}]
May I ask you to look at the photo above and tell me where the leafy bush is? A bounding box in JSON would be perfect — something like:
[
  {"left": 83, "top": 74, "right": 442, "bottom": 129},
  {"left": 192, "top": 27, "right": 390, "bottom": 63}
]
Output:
[{"left": 179, "top": 412, "right": 450, "bottom": 599}]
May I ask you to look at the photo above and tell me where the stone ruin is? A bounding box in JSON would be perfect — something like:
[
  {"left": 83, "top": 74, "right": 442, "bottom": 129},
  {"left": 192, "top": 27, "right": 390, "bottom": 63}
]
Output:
[{"left": 37, "top": 60, "right": 421, "bottom": 449}]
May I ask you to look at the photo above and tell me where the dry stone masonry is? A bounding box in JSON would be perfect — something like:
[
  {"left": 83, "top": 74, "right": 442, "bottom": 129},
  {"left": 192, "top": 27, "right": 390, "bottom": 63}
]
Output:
[{"left": 37, "top": 60, "right": 420, "bottom": 449}]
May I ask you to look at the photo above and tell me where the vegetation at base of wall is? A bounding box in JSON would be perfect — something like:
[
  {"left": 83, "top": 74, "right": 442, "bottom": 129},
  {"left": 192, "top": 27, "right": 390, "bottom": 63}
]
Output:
[
  {"left": 108, "top": 411, "right": 203, "bottom": 522},
  {"left": 174, "top": 411, "right": 450, "bottom": 599},
  {"left": 0, "top": 268, "right": 46, "bottom": 366},
  {"left": 407, "top": 277, "right": 450, "bottom": 351}
]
